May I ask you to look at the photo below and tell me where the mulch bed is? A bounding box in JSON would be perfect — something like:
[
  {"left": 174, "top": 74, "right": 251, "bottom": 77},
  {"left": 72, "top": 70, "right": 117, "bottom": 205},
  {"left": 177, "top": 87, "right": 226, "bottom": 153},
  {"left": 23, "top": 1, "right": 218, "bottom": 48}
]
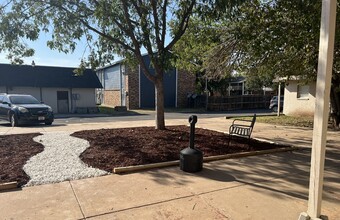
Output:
[
  {"left": 72, "top": 125, "right": 290, "bottom": 172},
  {"left": 0, "top": 126, "right": 290, "bottom": 187},
  {"left": 0, "top": 133, "right": 43, "bottom": 187}
]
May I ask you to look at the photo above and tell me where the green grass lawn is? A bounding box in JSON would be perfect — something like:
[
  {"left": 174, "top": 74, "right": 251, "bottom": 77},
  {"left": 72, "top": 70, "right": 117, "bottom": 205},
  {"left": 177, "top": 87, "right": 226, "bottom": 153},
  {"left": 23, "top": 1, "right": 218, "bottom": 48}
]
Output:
[
  {"left": 238, "top": 115, "right": 314, "bottom": 128},
  {"left": 97, "top": 105, "right": 141, "bottom": 115}
]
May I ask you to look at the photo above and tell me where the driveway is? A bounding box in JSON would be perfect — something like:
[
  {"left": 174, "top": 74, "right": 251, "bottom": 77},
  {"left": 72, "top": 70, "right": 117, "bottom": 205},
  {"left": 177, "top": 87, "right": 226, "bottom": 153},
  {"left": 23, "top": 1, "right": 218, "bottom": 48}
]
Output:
[
  {"left": 0, "top": 109, "right": 274, "bottom": 135},
  {"left": 46, "top": 108, "right": 275, "bottom": 125}
]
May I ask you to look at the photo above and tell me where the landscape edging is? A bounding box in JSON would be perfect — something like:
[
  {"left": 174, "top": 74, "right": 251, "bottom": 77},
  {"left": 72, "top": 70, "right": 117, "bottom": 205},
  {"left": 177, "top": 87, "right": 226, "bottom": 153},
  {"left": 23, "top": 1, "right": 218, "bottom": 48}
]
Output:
[
  {"left": 113, "top": 146, "right": 302, "bottom": 174},
  {"left": 0, "top": 182, "right": 18, "bottom": 191},
  {"left": 0, "top": 147, "right": 302, "bottom": 188}
]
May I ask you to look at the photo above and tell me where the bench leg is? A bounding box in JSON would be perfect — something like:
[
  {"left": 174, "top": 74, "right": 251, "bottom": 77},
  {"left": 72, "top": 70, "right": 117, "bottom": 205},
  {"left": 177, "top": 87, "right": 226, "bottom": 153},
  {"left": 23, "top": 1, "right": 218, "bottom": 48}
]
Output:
[{"left": 228, "top": 134, "right": 232, "bottom": 147}]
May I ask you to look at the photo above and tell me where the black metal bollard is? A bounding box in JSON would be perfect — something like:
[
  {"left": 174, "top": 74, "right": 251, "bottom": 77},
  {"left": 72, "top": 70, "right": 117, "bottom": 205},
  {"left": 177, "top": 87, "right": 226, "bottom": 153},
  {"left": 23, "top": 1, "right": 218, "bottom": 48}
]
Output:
[
  {"left": 180, "top": 115, "right": 203, "bottom": 173},
  {"left": 189, "top": 115, "right": 197, "bottom": 148}
]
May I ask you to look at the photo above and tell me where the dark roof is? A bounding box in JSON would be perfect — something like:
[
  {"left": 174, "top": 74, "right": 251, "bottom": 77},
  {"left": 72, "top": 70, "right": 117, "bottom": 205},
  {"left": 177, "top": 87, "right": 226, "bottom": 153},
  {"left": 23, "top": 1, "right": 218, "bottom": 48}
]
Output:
[
  {"left": 226, "top": 76, "right": 245, "bottom": 83},
  {"left": 0, "top": 64, "right": 102, "bottom": 88}
]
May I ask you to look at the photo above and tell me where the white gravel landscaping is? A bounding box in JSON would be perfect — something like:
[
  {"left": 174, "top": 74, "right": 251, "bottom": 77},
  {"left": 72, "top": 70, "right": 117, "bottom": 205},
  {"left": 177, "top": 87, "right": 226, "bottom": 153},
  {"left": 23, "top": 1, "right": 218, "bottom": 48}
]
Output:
[{"left": 23, "top": 132, "right": 108, "bottom": 187}]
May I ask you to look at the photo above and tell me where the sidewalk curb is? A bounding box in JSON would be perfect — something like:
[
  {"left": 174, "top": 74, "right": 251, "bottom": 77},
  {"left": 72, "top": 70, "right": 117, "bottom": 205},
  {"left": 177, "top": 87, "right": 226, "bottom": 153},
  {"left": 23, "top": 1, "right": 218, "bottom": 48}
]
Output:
[{"left": 113, "top": 146, "right": 302, "bottom": 174}]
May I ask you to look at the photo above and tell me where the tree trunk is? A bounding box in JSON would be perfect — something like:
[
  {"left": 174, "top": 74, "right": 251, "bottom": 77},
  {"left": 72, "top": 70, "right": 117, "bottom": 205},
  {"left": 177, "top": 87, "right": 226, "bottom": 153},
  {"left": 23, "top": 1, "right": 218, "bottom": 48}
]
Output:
[{"left": 155, "top": 77, "right": 165, "bottom": 130}]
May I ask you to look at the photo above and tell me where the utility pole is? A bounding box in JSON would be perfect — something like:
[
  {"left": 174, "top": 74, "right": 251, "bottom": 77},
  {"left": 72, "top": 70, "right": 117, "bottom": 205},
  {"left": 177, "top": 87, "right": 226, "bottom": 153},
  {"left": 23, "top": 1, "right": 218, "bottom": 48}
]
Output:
[{"left": 299, "top": 0, "right": 336, "bottom": 219}]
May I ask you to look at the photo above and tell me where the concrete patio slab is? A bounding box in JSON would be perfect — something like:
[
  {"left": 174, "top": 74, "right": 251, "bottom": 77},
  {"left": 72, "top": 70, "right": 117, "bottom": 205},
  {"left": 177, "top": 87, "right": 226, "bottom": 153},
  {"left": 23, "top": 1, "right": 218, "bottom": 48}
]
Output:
[
  {"left": 0, "top": 181, "right": 83, "bottom": 220},
  {"left": 70, "top": 172, "right": 194, "bottom": 217},
  {"left": 87, "top": 195, "right": 225, "bottom": 219},
  {"left": 198, "top": 183, "right": 307, "bottom": 220},
  {"left": 0, "top": 116, "right": 339, "bottom": 219}
]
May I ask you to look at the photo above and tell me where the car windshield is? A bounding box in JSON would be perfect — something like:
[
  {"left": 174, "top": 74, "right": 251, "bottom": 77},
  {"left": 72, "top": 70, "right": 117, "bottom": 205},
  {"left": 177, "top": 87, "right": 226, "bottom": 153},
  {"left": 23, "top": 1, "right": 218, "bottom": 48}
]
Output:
[{"left": 9, "top": 96, "right": 40, "bottom": 104}]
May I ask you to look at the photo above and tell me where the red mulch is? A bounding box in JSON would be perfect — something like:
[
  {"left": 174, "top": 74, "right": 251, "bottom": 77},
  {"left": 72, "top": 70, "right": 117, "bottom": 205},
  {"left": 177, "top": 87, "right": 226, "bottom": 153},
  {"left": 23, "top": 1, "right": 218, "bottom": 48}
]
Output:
[
  {"left": 72, "top": 126, "right": 290, "bottom": 172},
  {"left": 0, "top": 133, "right": 43, "bottom": 187},
  {"left": 0, "top": 126, "right": 290, "bottom": 186}
]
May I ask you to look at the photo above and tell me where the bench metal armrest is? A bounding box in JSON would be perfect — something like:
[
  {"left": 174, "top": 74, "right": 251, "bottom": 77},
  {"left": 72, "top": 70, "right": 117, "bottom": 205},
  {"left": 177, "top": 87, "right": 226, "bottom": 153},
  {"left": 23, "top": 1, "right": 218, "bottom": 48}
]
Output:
[
  {"left": 231, "top": 119, "right": 253, "bottom": 125},
  {"left": 230, "top": 124, "right": 252, "bottom": 128}
]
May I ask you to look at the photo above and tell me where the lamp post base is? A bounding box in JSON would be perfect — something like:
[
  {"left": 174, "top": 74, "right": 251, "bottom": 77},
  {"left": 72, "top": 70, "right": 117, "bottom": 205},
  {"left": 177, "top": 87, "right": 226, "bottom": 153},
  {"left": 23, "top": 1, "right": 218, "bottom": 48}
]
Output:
[{"left": 298, "top": 212, "right": 328, "bottom": 220}]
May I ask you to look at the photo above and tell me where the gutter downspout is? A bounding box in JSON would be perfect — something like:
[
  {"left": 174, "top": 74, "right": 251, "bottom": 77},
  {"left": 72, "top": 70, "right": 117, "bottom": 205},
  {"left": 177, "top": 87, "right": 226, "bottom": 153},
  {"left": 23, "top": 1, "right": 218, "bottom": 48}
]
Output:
[{"left": 70, "top": 88, "right": 73, "bottom": 113}]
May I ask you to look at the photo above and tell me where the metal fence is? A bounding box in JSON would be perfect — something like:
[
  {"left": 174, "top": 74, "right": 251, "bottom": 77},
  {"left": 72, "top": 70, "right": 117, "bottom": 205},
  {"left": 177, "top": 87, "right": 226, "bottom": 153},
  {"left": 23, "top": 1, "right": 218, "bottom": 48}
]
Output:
[{"left": 207, "top": 95, "right": 272, "bottom": 111}]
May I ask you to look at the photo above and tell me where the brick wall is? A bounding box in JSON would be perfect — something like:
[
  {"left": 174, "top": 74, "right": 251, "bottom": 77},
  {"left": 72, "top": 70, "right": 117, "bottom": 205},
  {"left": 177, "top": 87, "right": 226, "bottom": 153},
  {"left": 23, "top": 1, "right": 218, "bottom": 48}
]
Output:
[
  {"left": 177, "top": 69, "right": 196, "bottom": 108},
  {"left": 126, "top": 65, "right": 140, "bottom": 109},
  {"left": 104, "top": 64, "right": 196, "bottom": 109},
  {"left": 103, "top": 90, "right": 121, "bottom": 107}
]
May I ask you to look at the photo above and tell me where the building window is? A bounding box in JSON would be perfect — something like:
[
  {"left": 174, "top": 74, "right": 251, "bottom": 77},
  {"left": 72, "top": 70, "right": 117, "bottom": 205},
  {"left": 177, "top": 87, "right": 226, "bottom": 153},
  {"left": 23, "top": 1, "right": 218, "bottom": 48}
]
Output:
[{"left": 297, "top": 84, "right": 309, "bottom": 99}]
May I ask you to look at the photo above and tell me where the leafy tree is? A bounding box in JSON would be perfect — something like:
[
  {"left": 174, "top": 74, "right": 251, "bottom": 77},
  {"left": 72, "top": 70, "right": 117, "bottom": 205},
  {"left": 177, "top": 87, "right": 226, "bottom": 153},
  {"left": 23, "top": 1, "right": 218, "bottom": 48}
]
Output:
[
  {"left": 173, "top": 1, "right": 246, "bottom": 94},
  {"left": 0, "top": 0, "right": 200, "bottom": 130},
  {"left": 242, "top": 66, "right": 277, "bottom": 93},
  {"left": 207, "top": 0, "right": 324, "bottom": 80},
  {"left": 172, "top": 17, "right": 219, "bottom": 94},
  {"left": 0, "top": 0, "right": 245, "bottom": 129},
  {"left": 173, "top": 17, "right": 220, "bottom": 74},
  {"left": 175, "top": 1, "right": 323, "bottom": 84},
  {"left": 207, "top": 0, "right": 340, "bottom": 124},
  {"left": 177, "top": 0, "right": 340, "bottom": 123}
]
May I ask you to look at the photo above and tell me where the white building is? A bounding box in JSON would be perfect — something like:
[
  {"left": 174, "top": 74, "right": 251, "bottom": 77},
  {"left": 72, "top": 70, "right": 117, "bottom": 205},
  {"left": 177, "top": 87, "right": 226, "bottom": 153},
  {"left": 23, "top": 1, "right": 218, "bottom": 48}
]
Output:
[
  {"left": 0, "top": 64, "right": 102, "bottom": 113},
  {"left": 283, "top": 78, "right": 316, "bottom": 116}
]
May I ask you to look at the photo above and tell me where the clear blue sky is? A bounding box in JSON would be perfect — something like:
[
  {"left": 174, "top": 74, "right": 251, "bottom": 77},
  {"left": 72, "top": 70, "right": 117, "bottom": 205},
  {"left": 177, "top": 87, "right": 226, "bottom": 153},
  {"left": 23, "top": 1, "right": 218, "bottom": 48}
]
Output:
[
  {"left": 0, "top": 33, "right": 163, "bottom": 68},
  {"left": 0, "top": 19, "right": 176, "bottom": 68},
  {"left": 0, "top": 3, "right": 173, "bottom": 68},
  {"left": 0, "top": 33, "right": 91, "bottom": 67},
  {"left": 0, "top": 25, "right": 173, "bottom": 68}
]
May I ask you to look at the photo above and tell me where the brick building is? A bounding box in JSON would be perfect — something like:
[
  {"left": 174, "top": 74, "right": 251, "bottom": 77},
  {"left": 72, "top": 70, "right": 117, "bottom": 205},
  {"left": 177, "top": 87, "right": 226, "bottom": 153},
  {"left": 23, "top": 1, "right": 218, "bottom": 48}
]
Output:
[{"left": 96, "top": 55, "right": 196, "bottom": 109}]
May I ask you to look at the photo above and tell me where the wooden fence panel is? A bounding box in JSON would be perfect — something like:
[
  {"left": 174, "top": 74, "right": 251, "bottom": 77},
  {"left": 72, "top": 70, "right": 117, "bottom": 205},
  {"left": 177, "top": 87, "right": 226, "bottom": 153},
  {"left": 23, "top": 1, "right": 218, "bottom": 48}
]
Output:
[{"left": 207, "top": 95, "right": 271, "bottom": 111}]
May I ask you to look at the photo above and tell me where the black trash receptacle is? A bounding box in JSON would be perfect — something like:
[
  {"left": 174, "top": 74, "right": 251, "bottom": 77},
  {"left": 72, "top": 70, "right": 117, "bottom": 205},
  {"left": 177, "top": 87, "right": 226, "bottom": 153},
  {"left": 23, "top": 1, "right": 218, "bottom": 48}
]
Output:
[
  {"left": 180, "top": 147, "right": 203, "bottom": 172},
  {"left": 180, "top": 115, "right": 203, "bottom": 173}
]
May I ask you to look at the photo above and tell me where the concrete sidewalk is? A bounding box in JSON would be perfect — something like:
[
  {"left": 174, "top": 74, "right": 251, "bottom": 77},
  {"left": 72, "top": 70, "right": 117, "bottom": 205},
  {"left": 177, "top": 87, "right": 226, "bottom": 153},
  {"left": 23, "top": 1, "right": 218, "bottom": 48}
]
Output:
[{"left": 0, "top": 117, "right": 339, "bottom": 219}]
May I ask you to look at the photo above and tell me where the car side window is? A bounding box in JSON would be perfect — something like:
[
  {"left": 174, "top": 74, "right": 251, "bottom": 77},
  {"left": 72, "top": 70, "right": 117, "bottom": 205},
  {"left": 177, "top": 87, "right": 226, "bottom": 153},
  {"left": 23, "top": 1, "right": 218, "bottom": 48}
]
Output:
[{"left": 2, "top": 96, "right": 10, "bottom": 104}]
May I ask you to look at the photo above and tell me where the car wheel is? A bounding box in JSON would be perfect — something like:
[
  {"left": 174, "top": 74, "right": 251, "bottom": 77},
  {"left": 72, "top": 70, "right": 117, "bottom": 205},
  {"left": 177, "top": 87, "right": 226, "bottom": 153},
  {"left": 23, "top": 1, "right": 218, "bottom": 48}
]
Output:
[
  {"left": 45, "top": 121, "right": 52, "bottom": 125},
  {"left": 10, "top": 114, "right": 19, "bottom": 127},
  {"left": 272, "top": 106, "right": 278, "bottom": 112}
]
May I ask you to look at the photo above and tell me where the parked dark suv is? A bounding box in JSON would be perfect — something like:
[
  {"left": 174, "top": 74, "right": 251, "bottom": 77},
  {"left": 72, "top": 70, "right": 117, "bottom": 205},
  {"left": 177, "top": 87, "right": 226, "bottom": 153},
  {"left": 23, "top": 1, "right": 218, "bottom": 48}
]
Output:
[{"left": 0, "top": 94, "right": 54, "bottom": 127}]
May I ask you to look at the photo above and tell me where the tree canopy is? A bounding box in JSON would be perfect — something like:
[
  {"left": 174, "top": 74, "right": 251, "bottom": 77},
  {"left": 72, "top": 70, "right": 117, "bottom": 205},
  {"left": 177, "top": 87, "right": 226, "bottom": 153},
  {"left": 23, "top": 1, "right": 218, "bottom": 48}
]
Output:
[
  {"left": 174, "top": 0, "right": 339, "bottom": 88},
  {"left": 0, "top": 1, "right": 195, "bottom": 68},
  {"left": 0, "top": 0, "right": 201, "bottom": 129},
  {"left": 175, "top": 0, "right": 340, "bottom": 124},
  {"left": 0, "top": 0, "right": 243, "bottom": 129}
]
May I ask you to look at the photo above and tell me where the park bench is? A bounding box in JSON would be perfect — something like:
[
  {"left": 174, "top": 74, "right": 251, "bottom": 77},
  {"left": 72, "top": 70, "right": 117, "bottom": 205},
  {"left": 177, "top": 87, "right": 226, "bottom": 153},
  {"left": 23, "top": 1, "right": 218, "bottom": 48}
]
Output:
[{"left": 227, "top": 114, "right": 256, "bottom": 145}]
